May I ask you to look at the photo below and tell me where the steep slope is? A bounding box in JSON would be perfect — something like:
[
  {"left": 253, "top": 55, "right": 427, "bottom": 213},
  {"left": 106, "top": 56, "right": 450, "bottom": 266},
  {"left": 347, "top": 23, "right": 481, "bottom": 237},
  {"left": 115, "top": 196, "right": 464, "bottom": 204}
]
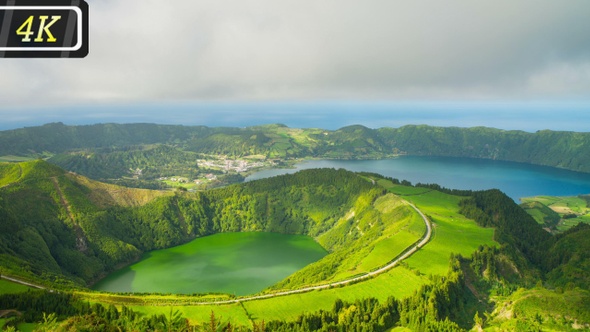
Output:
[
  {"left": 0, "top": 160, "right": 176, "bottom": 284},
  {"left": 459, "top": 189, "right": 590, "bottom": 292}
]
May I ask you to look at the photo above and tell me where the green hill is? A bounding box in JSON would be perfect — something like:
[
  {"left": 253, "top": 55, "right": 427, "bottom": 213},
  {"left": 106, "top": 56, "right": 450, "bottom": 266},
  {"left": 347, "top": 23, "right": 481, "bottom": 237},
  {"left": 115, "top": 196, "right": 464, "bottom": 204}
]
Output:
[{"left": 1, "top": 123, "right": 590, "bottom": 182}]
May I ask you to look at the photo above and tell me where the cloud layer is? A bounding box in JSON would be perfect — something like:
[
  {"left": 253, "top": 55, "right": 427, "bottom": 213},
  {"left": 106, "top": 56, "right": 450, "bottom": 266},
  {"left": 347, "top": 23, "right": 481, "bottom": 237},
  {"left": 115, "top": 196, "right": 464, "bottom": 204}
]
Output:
[{"left": 1, "top": 0, "right": 590, "bottom": 108}]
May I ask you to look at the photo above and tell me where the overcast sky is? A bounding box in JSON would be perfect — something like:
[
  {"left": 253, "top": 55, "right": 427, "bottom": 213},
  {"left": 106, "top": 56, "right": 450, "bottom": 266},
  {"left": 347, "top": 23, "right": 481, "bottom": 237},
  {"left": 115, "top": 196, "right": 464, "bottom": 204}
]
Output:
[{"left": 1, "top": 0, "right": 589, "bottom": 130}]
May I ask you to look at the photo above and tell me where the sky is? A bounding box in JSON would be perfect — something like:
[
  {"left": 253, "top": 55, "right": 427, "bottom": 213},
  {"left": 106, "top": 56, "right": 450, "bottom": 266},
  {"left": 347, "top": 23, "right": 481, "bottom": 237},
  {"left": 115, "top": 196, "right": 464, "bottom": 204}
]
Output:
[{"left": 1, "top": 0, "right": 590, "bottom": 131}]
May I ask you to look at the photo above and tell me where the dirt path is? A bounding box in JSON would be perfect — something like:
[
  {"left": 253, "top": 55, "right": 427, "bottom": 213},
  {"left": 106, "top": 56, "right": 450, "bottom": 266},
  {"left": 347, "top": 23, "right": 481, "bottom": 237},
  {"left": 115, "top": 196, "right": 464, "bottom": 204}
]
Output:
[
  {"left": 51, "top": 177, "right": 75, "bottom": 223},
  {"left": 51, "top": 176, "right": 88, "bottom": 252},
  {"left": 0, "top": 309, "right": 23, "bottom": 318}
]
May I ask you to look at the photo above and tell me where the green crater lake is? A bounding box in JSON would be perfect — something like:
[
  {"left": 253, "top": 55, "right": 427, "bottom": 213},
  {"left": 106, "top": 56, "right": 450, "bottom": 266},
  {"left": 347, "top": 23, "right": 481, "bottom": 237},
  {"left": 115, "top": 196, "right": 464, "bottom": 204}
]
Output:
[{"left": 93, "top": 232, "right": 327, "bottom": 295}]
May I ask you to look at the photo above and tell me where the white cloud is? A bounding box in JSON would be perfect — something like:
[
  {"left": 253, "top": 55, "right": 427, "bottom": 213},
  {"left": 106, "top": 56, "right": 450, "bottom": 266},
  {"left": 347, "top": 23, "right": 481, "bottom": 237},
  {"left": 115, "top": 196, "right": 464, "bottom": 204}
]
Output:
[
  {"left": 0, "top": 0, "right": 589, "bottom": 109},
  {"left": 527, "top": 62, "right": 590, "bottom": 98}
]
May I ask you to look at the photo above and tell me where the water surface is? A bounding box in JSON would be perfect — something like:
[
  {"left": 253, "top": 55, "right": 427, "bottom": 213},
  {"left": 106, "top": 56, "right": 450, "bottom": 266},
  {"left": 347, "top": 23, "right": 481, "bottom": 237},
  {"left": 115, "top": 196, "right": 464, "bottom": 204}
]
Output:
[
  {"left": 246, "top": 156, "right": 590, "bottom": 201},
  {"left": 93, "top": 232, "right": 327, "bottom": 295}
]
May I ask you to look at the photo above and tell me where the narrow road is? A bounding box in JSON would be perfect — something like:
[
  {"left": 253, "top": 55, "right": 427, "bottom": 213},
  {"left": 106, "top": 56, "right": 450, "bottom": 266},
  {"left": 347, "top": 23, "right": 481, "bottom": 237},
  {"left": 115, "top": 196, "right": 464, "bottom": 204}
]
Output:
[
  {"left": 1, "top": 275, "right": 45, "bottom": 290},
  {"left": 192, "top": 201, "right": 432, "bottom": 305}
]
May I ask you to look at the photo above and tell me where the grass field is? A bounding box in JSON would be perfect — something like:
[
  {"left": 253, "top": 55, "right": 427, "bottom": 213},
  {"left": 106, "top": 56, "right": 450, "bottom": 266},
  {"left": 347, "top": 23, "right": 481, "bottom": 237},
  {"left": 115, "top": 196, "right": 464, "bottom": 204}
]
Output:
[
  {"left": 128, "top": 265, "right": 428, "bottom": 325},
  {"left": 15, "top": 323, "right": 36, "bottom": 332},
  {"left": 0, "top": 320, "right": 34, "bottom": 332},
  {"left": 390, "top": 186, "right": 498, "bottom": 276},
  {"left": 130, "top": 303, "right": 252, "bottom": 327},
  {"left": 244, "top": 266, "right": 427, "bottom": 322},
  {"left": 357, "top": 229, "right": 419, "bottom": 271},
  {"left": 0, "top": 280, "right": 37, "bottom": 330},
  {"left": 0, "top": 279, "right": 33, "bottom": 294},
  {"left": 326, "top": 195, "right": 424, "bottom": 281},
  {"left": 521, "top": 195, "right": 590, "bottom": 231}
]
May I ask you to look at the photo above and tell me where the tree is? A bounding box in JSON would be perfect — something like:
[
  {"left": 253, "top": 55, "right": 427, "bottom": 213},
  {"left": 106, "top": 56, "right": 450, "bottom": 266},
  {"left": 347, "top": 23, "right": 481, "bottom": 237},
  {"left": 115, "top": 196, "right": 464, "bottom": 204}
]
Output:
[
  {"left": 474, "top": 311, "right": 483, "bottom": 330},
  {"left": 35, "top": 312, "right": 59, "bottom": 332},
  {"left": 164, "top": 307, "right": 185, "bottom": 332},
  {"left": 252, "top": 319, "right": 265, "bottom": 332}
]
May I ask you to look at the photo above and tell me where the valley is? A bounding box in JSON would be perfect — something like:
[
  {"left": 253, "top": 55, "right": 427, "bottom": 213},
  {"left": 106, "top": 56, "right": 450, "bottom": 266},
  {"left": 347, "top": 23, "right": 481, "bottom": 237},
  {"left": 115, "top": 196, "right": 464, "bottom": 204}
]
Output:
[{"left": 0, "top": 123, "right": 589, "bottom": 331}]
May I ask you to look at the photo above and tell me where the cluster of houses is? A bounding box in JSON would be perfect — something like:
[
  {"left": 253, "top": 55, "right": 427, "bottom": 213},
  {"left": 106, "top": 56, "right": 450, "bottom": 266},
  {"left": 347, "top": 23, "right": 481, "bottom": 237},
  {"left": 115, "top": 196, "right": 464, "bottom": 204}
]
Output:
[
  {"left": 198, "top": 159, "right": 265, "bottom": 173},
  {"left": 151, "top": 157, "right": 272, "bottom": 188},
  {"left": 158, "top": 173, "right": 218, "bottom": 185}
]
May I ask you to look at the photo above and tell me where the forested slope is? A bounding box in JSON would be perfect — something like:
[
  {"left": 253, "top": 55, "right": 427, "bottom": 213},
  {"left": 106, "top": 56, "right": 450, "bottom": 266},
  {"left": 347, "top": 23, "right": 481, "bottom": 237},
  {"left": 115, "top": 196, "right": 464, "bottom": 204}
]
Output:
[{"left": 459, "top": 189, "right": 590, "bottom": 290}]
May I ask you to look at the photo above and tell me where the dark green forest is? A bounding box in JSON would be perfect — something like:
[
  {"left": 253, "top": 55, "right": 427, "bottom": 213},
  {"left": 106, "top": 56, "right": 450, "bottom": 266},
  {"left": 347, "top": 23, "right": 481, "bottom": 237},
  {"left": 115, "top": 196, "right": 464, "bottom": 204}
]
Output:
[{"left": 460, "top": 190, "right": 590, "bottom": 289}]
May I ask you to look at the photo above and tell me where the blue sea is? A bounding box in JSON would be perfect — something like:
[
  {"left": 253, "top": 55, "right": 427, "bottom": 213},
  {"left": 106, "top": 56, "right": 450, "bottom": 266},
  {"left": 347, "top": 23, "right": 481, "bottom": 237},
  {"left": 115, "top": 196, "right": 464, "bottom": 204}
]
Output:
[{"left": 1, "top": 101, "right": 589, "bottom": 132}]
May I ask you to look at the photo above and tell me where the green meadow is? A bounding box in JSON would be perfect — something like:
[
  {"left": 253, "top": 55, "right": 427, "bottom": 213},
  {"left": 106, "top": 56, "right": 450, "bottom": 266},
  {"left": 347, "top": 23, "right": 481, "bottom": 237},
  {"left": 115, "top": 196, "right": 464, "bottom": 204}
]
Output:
[
  {"left": 398, "top": 188, "right": 498, "bottom": 276},
  {"left": 130, "top": 303, "right": 253, "bottom": 327},
  {"left": 522, "top": 195, "right": 590, "bottom": 231},
  {"left": 377, "top": 182, "right": 498, "bottom": 275},
  {"left": 243, "top": 266, "right": 428, "bottom": 322},
  {"left": 126, "top": 265, "right": 428, "bottom": 324},
  {"left": 0, "top": 280, "right": 36, "bottom": 332}
]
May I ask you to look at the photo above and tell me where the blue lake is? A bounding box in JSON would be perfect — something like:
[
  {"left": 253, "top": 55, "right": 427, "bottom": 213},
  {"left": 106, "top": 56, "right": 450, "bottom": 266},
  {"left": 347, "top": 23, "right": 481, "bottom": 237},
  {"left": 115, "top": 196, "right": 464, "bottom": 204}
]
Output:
[{"left": 246, "top": 156, "right": 590, "bottom": 201}]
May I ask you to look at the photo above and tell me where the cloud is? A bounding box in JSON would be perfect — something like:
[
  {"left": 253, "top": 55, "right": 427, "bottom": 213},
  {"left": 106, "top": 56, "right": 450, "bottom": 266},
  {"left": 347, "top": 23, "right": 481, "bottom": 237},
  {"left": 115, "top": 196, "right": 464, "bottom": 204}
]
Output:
[{"left": 0, "top": 0, "right": 589, "bottom": 109}]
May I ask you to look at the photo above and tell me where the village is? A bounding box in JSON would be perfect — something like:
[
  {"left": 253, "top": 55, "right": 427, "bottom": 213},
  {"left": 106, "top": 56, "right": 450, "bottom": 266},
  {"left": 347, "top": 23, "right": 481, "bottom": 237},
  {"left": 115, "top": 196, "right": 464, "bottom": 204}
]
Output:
[{"left": 156, "top": 156, "right": 277, "bottom": 189}]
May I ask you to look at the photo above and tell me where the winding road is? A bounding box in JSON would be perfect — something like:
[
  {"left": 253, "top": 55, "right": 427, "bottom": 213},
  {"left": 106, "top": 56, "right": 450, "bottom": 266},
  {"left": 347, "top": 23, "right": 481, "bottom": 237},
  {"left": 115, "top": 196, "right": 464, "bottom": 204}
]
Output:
[
  {"left": 193, "top": 201, "right": 432, "bottom": 305},
  {"left": 1, "top": 200, "right": 432, "bottom": 306}
]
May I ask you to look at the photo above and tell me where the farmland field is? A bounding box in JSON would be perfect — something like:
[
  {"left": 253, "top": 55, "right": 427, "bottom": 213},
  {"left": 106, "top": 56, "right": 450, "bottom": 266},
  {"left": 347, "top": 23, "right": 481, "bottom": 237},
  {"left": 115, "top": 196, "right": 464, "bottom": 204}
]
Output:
[{"left": 521, "top": 195, "right": 590, "bottom": 231}]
